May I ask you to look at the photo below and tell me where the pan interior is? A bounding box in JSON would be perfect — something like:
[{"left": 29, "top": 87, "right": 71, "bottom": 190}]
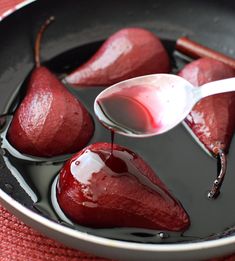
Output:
[{"left": 1, "top": 0, "right": 235, "bottom": 246}]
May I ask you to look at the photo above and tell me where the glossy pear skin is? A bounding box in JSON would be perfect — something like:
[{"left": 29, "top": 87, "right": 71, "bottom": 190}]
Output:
[
  {"left": 178, "top": 57, "right": 235, "bottom": 155},
  {"left": 57, "top": 142, "right": 190, "bottom": 231},
  {"left": 65, "top": 28, "right": 171, "bottom": 87},
  {"left": 7, "top": 67, "right": 94, "bottom": 157}
]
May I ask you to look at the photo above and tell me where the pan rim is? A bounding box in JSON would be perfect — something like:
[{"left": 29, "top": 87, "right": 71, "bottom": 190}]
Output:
[{"left": 1, "top": 188, "right": 235, "bottom": 253}]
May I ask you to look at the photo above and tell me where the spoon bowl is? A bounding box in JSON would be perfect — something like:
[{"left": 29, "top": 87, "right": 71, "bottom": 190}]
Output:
[
  {"left": 94, "top": 74, "right": 198, "bottom": 137},
  {"left": 94, "top": 74, "right": 235, "bottom": 137}
]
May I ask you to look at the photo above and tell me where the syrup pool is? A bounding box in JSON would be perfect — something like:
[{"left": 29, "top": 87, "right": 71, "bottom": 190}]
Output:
[{"left": 1, "top": 40, "right": 235, "bottom": 244}]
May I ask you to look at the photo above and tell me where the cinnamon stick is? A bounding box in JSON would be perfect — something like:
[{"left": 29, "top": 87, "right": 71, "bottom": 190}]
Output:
[{"left": 176, "top": 37, "right": 235, "bottom": 69}]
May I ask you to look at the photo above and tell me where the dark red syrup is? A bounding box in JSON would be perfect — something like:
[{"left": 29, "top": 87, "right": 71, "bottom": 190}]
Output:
[
  {"left": 68, "top": 145, "right": 170, "bottom": 198},
  {"left": 97, "top": 85, "right": 162, "bottom": 135},
  {"left": 110, "top": 130, "right": 115, "bottom": 153}
]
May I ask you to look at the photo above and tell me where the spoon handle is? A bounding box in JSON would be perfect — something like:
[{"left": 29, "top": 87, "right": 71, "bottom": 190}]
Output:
[{"left": 200, "top": 77, "right": 235, "bottom": 98}]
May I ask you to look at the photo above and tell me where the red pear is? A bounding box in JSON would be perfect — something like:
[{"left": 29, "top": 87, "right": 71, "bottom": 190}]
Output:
[
  {"left": 57, "top": 142, "right": 190, "bottom": 231},
  {"left": 7, "top": 17, "right": 94, "bottom": 157},
  {"left": 178, "top": 57, "right": 235, "bottom": 198},
  {"left": 65, "top": 28, "right": 171, "bottom": 87}
]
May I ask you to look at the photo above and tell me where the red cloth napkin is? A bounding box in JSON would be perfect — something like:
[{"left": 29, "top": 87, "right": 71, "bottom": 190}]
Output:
[
  {"left": 0, "top": 1, "right": 234, "bottom": 260},
  {"left": 0, "top": 205, "right": 114, "bottom": 261}
]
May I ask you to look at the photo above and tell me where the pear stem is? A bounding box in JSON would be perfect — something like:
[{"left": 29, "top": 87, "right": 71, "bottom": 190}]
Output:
[
  {"left": 208, "top": 149, "right": 227, "bottom": 199},
  {"left": 34, "top": 16, "right": 55, "bottom": 68}
]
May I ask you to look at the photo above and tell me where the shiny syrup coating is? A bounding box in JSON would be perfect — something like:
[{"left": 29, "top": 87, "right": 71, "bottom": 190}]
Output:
[{"left": 57, "top": 142, "right": 190, "bottom": 231}]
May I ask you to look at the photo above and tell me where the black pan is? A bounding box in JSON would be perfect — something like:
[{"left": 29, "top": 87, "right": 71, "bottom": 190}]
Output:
[{"left": 1, "top": 0, "right": 235, "bottom": 260}]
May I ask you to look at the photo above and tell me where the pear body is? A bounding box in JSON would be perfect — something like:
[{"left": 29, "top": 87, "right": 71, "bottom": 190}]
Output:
[
  {"left": 57, "top": 142, "right": 190, "bottom": 231},
  {"left": 65, "top": 28, "right": 171, "bottom": 87},
  {"left": 178, "top": 57, "right": 235, "bottom": 155},
  {"left": 8, "top": 67, "right": 94, "bottom": 157}
]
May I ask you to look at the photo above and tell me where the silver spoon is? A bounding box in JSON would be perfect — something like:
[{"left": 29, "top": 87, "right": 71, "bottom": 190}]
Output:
[{"left": 94, "top": 73, "right": 235, "bottom": 137}]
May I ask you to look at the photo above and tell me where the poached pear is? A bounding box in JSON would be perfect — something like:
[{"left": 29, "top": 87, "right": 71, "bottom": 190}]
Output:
[
  {"left": 178, "top": 57, "right": 235, "bottom": 198},
  {"left": 57, "top": 142, "right": 190, "bottom": 231},
  {"left": 65, "top": 28, "right": 171, "bottom": 87},
  {"left": 7, "top": 17, "right": 94, "bottom": 157}
]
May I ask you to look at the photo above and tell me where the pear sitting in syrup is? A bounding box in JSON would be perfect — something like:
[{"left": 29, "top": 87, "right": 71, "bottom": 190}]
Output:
[
  {"left": 65, "top": 27, "right": 171, "bottom": 87},
  {"left": 178, "top": 57, "right": 235, "bottom": 198},
  {"left": 7, "top": 17, "right": 94, "bottom": 157},
  {"left": 57, "top": 142, "right": 190, "bottom": 231}
]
